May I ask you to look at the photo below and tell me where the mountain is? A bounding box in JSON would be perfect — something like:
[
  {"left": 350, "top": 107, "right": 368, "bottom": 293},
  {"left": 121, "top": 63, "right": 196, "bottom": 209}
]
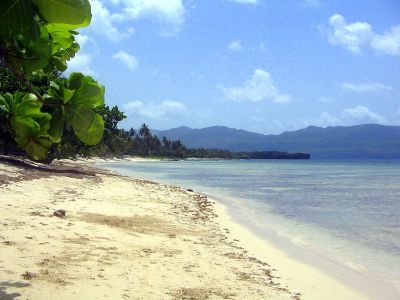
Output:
[{"left": 153, "top": 124, "right": 400, "bottom": 159}]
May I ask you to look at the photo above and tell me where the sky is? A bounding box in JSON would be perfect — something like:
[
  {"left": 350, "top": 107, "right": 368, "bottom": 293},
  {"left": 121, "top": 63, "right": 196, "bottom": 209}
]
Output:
[{"left": 68, "top": 0, "right": 400, "bottom": 134}]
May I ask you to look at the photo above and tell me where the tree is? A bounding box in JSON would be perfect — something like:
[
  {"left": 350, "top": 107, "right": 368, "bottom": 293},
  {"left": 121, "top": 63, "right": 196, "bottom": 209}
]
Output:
[
  {"left": 129, "top": 128, "right": 137, "bottom": 138},
  {"left": 96, "top": 105, "right": 126, "bottom": 134},
  {"left": 0, "top": 0, "right": 104, "bottom": 160},
  {"left": 139, "top": 123, "right": 151, "bottom": 139}
]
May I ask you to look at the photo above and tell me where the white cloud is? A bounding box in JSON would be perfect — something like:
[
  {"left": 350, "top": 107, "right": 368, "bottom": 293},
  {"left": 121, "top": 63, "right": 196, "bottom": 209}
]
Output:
[
  {"left": 341, "top": 106, "right": 387, "bottom": 124},
  {"left": 228, "top": 0, "right": 259, "bottom": 4},
  {"left": 88, "top": 0, "right": 185, "bottom": 40},
  {"left": 110, "top": 0, "right": 185, "bottom": 35},
  {"left": 116, "top": 0, "right": 184, "bottom": 24},
  {"left": 112, "top": 50, "right": 138, "bottom": 70},
  {"left": 341, "top": 82, "right": 393, "bottom": 94},
  {"left": 90, "top": 0, "right": 134, "bottom": 41},
  {"left": 75, "top": 34, "right": 89, "bottom": 47},
  {"left": 371, "top": 25, "right": 400, "bottom": 56},
  {"left": 228, "top": 40, "right": 243, "bottom": 51},
  {"left": 290, "top": 112, "right": 342, "bottom": 130},
  {"left": 221, "top": 69, "right": 291, "bottom": 103},
  {"left": 124, "top": 100, "right": 188, "bottom": 120},
  {"left": 326, "top": 14, "right": 373, "bottom": 54},
  {"left": 324, "top": 14, "right": 400, "bottom": 56},
  {"left": 288, "top": 106, "right": 387, "bottom": 130}
]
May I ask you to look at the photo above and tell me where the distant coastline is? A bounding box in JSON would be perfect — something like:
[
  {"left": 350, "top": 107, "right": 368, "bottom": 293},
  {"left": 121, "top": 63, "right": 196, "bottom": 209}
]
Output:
[
  {"left": 154, "top": 124, "right": 400, "bottom": 159},
  {"left": 238, "top": 151, "right": 310, "bottom": 160}
]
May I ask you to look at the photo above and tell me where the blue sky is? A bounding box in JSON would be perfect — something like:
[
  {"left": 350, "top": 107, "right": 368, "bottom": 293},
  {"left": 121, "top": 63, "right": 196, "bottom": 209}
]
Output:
[{"left": 68, "top": 0, "right": 400, "bottom": 134}]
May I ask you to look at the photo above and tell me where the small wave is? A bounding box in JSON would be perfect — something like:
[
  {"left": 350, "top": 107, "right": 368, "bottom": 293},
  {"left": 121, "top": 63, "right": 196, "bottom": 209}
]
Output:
[
  {"left": 291, "top": 235, "right": 310, "bottom": 247},
  {"left": 276, "top": 231, "right": 310, "bottom": 247},
  {"left": 393, "top": 281, "right": 400, "bottom": 295},
  {"left": 343, "top": 260, "right": 368, "bottom": 273},
  {"left": 259, "top": 187, "right": 299, "bottom": 191}
]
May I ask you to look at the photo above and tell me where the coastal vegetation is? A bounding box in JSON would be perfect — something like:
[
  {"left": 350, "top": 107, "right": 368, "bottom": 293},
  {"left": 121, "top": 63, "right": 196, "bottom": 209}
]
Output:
[{"left": 0, "top": 0, "right": 104, "bottom": 160}]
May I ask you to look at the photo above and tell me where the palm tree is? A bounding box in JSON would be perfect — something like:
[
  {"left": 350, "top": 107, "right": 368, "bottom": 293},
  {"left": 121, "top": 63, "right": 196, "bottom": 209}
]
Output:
[{"left": 139, "top": 123, "right": 150, "bottom": 139}]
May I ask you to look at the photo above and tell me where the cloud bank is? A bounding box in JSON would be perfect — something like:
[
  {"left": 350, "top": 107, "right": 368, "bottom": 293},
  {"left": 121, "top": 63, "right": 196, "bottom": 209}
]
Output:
[
  {"left": 89, "top": 0, "right": 186, "bottom": 40},
  {"left": 221, "top": 69, "right": 291, "bottom": 103},
  {"left": 324, "top": 14, "right": 400, "bottom": 56},
  {"left": 124, "top": 100, "right": 188, "bottom": 120}
]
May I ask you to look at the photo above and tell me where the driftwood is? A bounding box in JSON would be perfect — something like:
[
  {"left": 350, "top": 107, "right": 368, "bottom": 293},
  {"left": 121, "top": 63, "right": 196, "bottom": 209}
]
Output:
[{"left": 0, "top": 155, "right": 96, "bottom": 176}]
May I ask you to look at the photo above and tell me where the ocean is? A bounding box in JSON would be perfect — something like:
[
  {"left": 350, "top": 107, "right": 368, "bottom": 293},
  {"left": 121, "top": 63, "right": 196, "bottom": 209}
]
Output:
[{"left": 98, "top": 159, "right": 400, "bottom": 293}]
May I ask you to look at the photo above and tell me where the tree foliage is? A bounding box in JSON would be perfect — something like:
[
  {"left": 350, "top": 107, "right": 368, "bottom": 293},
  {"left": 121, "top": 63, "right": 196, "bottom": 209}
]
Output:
[{"left": 0, "top": 0, "right": 104, "bottom": 160}]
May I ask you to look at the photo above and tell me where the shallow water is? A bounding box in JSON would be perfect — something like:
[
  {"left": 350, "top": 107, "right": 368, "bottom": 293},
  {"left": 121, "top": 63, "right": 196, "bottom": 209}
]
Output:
[{"left": 98, "top": 159, "right": 400, "bottom": 286}]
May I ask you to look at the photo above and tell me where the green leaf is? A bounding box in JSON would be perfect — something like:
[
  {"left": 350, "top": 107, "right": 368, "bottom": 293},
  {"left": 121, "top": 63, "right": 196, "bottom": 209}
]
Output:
[
  {"left": 10, "top": 93, "right": 52, "bottom": 160},
  {"left": 32, "top": 0, "right": 91, "bottom": 29},
  {"left": 72, "top": 76, "right": 105, "bottom": 108},
  {"left": 25, "top": 138, "right": 49, "bottom": 160},
  {"left": 48, "top": 107, "right": 63, "bottom": 143},
  {"left": 62, "top": 88, "right": 75, "bottom": 104},
  {"left": 2, "top": 93, "right": 16, "bottom": 111},
  {"left": 68, "top": 72, "right": 84, "bottom": 90},
  {"left": 64, "top": 73, "right": 105, "bottom": 145},
  {"left": 0, "top": 95, "right": 9, "bottom": 117},
  {"left": 52, "top": 56, "right": 68, "bottom": 72},
  {"left": 66, "top": 105, "right": 95, "bottom": 132},
  {"left": 0, "top": 95, "right": 10, "bottom": 113},
  {"left": 74, "top": 113, "right": 104, "bottom": 145},
  {"left": 21, "top": 26, "right": 52, "bottom": 73},
  {"left": 0, "top": 0, "right": 40, "bottom": 40},
  {"left": 46, "top": 24, "right": 74, "bottom": 54}
]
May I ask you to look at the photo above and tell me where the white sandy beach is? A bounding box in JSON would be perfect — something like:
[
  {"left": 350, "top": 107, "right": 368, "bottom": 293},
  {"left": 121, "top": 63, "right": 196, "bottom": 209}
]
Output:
[{"left": 0, "top": 159, "right": 382, "bottom": 299}]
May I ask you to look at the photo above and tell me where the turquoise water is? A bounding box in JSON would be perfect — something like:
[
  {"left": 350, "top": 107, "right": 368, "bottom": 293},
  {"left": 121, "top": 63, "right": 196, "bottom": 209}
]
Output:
[{"left": 98, "top": 159, "right": 400, "bottom": 287}]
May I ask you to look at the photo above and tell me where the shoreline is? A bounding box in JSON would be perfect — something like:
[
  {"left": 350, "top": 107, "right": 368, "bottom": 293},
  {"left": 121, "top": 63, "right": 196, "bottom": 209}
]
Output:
[
  {"left": 0, "top": 158, "right": 397, "bottom": 299},
  {"left": 212, "top": 197, "right": 399, "bottom": 300},
  {"left": 95, "top": 158, "right": 399, "bottom": 300},
  {"left": 204, "top": 190, "right": 400, "bottom": 300}
]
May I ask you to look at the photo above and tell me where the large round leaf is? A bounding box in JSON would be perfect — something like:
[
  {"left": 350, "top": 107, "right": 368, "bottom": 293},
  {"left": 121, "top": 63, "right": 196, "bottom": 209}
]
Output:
[
  {"left": 21, "top": 26, "right": 52, "bottom": 73},
  {"left": 48, "top": 107, "right": 64, "bottom": 143},
  {"left": 10, "top": 93, "right": 52, "bottom": 160},
  {"left": 74, "top": 113, "right": 104, "bottom": 145},
  {"left": 0, "top": 0, "right": 39, "bottom": 40},
  {"left": 32, "top": 0, "right": 91, "bottom": 29},
  {"left": 46, "top": 24, "right": 74, "bottom": 54}
]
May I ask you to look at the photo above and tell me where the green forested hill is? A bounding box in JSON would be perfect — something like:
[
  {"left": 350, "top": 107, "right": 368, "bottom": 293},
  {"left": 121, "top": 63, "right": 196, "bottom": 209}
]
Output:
[{"left": 154, "top": 124, "right": 400, "bottom": 159}]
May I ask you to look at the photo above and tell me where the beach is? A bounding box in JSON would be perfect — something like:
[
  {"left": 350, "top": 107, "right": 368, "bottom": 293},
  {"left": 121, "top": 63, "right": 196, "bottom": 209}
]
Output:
[{"left": 0, "top": 159, "right": 375, "bottom": 299}]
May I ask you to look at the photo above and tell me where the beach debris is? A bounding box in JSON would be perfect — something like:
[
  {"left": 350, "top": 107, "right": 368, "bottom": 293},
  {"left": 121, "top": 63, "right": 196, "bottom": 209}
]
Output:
[
  {"left": 30, "top": 211, "right": 45, "bottom": 217},
  {"left": 292, "top": 292, "right": 302, "bottom": 300},
  {"left": 53, "top": 209, "right": 66, "bottom": 218},
  {"left": 3, "top": 240, "right": 15, "bottom": 246},
  {"left": 21, "top": 271, "right": 37, "bottom": 280}
]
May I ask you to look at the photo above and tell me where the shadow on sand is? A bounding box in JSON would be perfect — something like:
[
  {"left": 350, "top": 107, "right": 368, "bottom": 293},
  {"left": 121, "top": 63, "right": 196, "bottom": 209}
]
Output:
[{"left": 0, "top": 281, "right": 30, "bottom": 300}]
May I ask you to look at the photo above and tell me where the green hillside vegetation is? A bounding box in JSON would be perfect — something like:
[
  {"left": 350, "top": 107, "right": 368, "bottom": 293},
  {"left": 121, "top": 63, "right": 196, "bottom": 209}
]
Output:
[{"left": 155, "top": 125, "right": 400, "bottom": 159}]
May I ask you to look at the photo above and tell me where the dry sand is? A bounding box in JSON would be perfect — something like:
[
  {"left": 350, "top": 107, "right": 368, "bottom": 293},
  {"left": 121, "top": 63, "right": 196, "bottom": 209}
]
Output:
[{"left": 0, "top": 160, "right": 371, "bottom": 299}]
